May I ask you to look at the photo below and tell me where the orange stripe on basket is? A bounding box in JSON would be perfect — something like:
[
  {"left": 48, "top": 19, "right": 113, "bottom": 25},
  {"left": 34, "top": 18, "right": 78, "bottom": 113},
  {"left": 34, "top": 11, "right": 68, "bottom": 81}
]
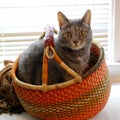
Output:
[
  {"left": 25, "top": 86, "right": 111, "bottom": 120},
  {"left": 14, "top": 59, "right": 108, "bottom": 105},
  {"left": 15, "top": 71, "right": 110, "bottom": 120}
]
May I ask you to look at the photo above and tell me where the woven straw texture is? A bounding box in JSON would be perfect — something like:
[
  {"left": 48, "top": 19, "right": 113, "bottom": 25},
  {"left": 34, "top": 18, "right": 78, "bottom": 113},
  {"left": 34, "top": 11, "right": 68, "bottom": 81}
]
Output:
[{"left": 11, "top": 43, "right": 111, "bottom": 120}]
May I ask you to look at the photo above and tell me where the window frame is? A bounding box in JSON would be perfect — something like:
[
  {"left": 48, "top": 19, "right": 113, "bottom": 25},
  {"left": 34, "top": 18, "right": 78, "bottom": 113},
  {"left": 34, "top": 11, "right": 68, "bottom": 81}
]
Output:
[
  {"left": 113, "top": 0, "right": 120, "bottom": 62},
  {"left": 108, "top": 0, "right": 120, "bottom": 82}
]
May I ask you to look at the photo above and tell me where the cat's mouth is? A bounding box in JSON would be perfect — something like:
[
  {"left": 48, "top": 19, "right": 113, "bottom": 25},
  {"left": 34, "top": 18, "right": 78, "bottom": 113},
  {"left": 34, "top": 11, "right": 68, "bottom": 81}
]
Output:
[
  {"left": 72, "top": 46, "right": 83, "bottom": 50},
  {"left": 66, "top": 44, "right": 84, "bottom": 51},
  {"left": 72, "top": 42, "right": 84, "bottom": 50}
]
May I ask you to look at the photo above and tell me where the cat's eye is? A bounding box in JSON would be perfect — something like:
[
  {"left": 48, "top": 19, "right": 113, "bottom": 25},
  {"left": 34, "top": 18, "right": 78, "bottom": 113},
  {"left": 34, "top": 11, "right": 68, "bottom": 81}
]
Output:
[
  {"left": 79, "top": 29, "right": 87, "bottom": 37},
  {"left": 64, "top": 32, "right": 72, "bottom": 39}
]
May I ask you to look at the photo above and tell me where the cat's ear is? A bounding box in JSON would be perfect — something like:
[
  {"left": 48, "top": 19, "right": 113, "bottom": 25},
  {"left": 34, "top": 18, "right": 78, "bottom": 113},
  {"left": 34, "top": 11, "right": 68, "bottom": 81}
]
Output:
[
  {"left": 81, "top": 10, "right": 91, "bottom": 26},
  {"left": 58, "top": 11, "right": 69, "bottom": 29}
]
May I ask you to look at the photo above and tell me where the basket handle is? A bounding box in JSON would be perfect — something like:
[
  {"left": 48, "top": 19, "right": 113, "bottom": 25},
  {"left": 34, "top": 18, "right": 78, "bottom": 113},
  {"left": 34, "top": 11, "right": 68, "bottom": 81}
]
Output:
[{"left": 42, "top": 25, "right": 82, "bottom": 92}]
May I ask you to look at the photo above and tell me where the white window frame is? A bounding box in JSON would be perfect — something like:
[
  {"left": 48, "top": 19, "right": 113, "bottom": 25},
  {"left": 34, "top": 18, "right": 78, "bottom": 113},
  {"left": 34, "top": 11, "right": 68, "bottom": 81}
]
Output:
[
  {"left": 113, "top": 0, "right": 120, "bottom": 62},
  {"left": 108, "top": 0, "right": 120, "bottom": 82}
]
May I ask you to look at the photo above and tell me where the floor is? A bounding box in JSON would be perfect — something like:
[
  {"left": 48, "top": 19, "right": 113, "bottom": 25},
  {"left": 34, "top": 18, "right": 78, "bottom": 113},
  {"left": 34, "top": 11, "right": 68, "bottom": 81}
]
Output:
[{"left": 0, "top": 83, "right": 120, "bottom": 120}]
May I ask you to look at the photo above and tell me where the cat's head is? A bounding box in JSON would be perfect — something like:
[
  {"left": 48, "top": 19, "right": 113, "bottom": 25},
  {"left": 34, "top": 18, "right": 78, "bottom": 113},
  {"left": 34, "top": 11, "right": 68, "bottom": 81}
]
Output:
[{"left": 57, "top": 10, "right": 92, "bottom": 50}]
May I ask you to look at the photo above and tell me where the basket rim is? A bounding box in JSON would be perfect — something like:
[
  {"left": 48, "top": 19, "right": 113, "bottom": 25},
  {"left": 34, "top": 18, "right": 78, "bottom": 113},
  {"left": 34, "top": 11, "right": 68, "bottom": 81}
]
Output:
[{"left": 11, "top": 41, "right": 104, "bottom": 92}]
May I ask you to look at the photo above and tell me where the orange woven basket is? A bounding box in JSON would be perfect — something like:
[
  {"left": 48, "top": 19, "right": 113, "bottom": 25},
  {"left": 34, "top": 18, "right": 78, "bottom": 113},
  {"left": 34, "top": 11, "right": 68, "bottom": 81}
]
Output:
[
  {"left": 11, "top": 26, "right": 111, "bottom": 120},
  {"left": 11, "top": 42, "right": 111, "bottom": 120}
]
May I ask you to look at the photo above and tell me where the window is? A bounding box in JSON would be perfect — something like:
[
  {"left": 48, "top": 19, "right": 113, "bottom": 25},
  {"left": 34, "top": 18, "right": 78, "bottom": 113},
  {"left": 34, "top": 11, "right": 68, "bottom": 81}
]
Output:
[
  {"left": 113, "top": 0, "right": 120, "bottom": 62},
  {"left": 108, "top": 0, "right": 120, "bottom": 82},
  {"left": 0, "top": 0, "right": 120, "bottom": 81}
]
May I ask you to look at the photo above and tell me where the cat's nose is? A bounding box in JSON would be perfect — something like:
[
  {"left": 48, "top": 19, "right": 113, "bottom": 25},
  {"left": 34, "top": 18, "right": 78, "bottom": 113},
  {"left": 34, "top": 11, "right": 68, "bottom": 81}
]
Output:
[{"left": 73, "top": 41, "right": 78, "bottom": 45}]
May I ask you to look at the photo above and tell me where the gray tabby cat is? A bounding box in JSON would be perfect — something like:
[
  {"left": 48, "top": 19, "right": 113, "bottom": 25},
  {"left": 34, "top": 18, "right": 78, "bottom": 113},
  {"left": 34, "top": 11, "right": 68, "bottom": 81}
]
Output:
[{"left": 16, "top": 10, "right": 92, "bottom": 85}]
